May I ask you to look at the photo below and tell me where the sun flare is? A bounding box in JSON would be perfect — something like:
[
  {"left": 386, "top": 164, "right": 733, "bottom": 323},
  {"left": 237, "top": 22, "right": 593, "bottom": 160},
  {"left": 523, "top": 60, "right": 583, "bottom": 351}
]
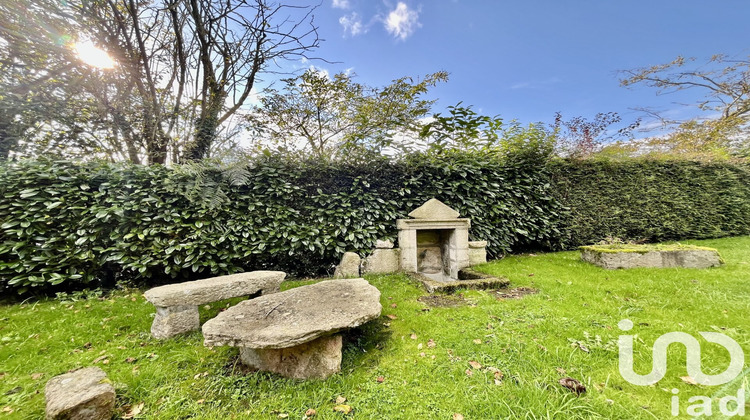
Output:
[{"left": 73, "top": 39, "right": 115, "bottom": 69}]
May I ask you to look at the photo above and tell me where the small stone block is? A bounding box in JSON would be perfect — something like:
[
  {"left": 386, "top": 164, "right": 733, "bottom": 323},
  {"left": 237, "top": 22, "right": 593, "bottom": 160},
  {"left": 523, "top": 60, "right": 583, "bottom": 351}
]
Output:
[
  {"left": 45, "top": 367, "right": 115, "bottom": 420},
  {"left": 333, "top": 252, "right": 361, "bottom": 278}
]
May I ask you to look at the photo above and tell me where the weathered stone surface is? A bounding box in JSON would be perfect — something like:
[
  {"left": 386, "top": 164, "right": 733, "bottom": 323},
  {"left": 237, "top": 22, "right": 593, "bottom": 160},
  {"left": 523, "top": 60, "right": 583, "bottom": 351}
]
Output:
[
  {"left": 202, "top": 278, "right": 382, "bottom": 349},
  {"left": 362, "top": 248, "right": 400, "bottom": 274},
  {"left": 151, "top": 305, "right": 200, "bottom": 339},
  {"left": 468, "top": 240, "right": 488, "bottom": 266},
  {"left": 375, "top": 239, "right": 394, "bottom": 249},
  {"left": 408, "top": 198, "right": 460, "bottom": 219},
  {"left": 45, "top": 367, "right": 114, "bottom": 420},
  {"left": 418, "top": 247, "right": 443, "bottom": 274},
  {"left": 581, "top": 249, "right": 722, "bottom": 269},
  {"left": 144, "top": 271, "right": 286, "bottom": 307},
  {"left": 239, "top": 334, "right": 342, "bottom": 379},
  {"left": 333, "top": 252, "right": 360, "bottom": 278}
]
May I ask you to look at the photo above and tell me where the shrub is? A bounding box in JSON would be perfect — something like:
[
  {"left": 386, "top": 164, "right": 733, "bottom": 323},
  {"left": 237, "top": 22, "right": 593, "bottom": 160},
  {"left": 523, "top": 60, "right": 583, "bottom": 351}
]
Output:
[
  {"left": 3, "top": 156, "right": 749, "bottom": 295},
  {"left": 0, "top": 153, "right": 563, "bottom": 294},
  {"left": 550, "top": 159, "right": 750, "bottom": 247}
]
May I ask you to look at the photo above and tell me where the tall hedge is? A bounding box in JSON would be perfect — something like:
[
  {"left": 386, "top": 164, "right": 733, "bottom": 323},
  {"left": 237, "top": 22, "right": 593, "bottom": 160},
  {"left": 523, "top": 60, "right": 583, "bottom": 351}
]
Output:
[
  {"left": 550, "top": 160, "right": 750, "bottom": 247},
  {"left": 0, "top": 154, "right": 562, "bottom": 294},
  {"left": 2, "top": 156, "right": 749, "bottom": 295}
]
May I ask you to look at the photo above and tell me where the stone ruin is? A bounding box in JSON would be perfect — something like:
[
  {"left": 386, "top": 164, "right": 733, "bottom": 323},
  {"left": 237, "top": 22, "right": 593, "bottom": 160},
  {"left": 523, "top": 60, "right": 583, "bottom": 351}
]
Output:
[
  {"left": 334, "top": 198, "right": 497, "bottom": 290},
  {"left": 397, "top": 198, "right": 470, "bottom": 282}
]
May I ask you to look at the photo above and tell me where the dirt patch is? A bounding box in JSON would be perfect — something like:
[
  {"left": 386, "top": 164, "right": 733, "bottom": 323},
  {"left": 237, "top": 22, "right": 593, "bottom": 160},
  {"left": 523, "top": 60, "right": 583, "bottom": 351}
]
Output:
[
  {"left": 417, "top": 294, "right": 468, "bottom": 308},
  {"left": 492, "top": 287, "right": 538, "bottom": 300}
]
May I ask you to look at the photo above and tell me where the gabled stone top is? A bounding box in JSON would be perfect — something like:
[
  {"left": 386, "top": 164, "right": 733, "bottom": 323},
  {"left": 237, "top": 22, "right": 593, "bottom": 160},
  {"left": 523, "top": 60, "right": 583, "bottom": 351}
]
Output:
[{"left": 408, "top": 198, "right": 460, "bottom": 219}]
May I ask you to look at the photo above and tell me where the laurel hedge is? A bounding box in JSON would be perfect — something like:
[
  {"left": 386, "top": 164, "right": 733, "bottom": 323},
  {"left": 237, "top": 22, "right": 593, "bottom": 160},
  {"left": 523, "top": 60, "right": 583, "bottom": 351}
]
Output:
[{"left": 2, "top": 155, "right": 749, "bottom": 294}]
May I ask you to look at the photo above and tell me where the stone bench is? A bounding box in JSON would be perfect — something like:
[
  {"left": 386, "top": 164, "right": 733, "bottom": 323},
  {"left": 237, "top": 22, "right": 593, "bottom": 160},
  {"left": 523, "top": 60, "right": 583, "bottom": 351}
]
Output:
[
  {"left": 202, "top": 278, "right": 382, "bottom": 379},
  {"left": 144, "top": 271, "right": 286, "bottom": 339}
]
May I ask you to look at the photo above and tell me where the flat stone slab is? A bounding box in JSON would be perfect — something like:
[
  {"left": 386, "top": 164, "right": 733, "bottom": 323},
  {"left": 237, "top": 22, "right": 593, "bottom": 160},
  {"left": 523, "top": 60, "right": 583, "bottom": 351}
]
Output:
[
  {"left": 581, "top": 245, "right": 723, "bottom": 269},
  {"left": 45, "top": 367, "right": 115, "bottom": 420},
  {"left": 203, "top": 278, "right": 382, "bottom": 349},
  {"left": 144, "top": 270, "right": 285, "bottom": 307},
  {"left": 414, "top": 270, "right": 510, "bottom": 293}
]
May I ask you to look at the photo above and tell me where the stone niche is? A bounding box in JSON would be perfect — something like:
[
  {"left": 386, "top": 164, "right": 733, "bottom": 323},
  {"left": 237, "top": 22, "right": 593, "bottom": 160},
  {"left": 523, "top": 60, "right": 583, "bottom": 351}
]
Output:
[{"left": 397, "top": 199, "right": 470, "bottom": 282}]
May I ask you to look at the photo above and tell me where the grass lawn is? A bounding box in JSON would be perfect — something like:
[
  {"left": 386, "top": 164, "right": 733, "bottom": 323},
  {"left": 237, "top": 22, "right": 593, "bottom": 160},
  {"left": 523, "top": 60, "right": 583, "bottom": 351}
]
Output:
[{"left": 1, "top": 236, "right": 749, "bottom": 419}]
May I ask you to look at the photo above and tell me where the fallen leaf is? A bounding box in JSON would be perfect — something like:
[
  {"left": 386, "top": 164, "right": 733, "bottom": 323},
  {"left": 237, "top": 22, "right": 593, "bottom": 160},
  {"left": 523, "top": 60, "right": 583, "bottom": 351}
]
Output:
[
  {"left": 494, "top": 371, "right": 504, "bottom": 381},
  {"left": 125, "top": 357, "right": 136, "bottom": 363},
  {"left": 390, "top": 303, "right": 397, "bottom": 308},
  {"left": 417, "top": 343, "right": 423, "bottom": 350},
  {"left": 277, "top": 414, "right": 289, "bottom": 419},
  {"left": 196, "top": 399, "right": 205, "bottom": 404},
  {"left": 92, "top": 355, "right": 108, "bottom": 364},
  {"left": 465, "top": 369, "right": 473, "bottom": 377},
  {"left": 2, "top": 407, "right": 13, "bottom": 414},
  {"left": 376, "top": 376, "right": 384, "bottom": 383},
  {"left": 453, "top": 413, "right": 464, "bottom": 420},
  {"left": 30, "top": 373, "right": 44, "bottom": 380},
  {"left": 333, "top": 404, "right": 352, "bottom": 414},
  {"left": 468, "top": 361, "right": 482, "bottom": 369},
  {"left": 528, "top": 273, "right": 535, "bottom": 277},
  {"left": 473, "top": 339, "right": 482, "bottom": 344},
  {"left": 410, "top": 333, "right": 417, "bottom": 340},
  {"left": 304, "top": 408, "right": 317, "bottom": 417},
  {"left": 122, "top": 402, "right": 144, "bottom": 419},
  {"left": 335, "top": 396, "right": 346, "bottom": 404},
  {"left": 559, "top": 377, "right": 586, "bottom": 395},
  {"left": 419, "top": 352, "right": 426, "bottom": 357},
  {"left": 102, "top": 359, "right": 110, "bottom": 365},
  {"left": 427, "top": 339, "right": 436, "bottom": 348},
  {"left": 680, "top": 376, "right": 699, "bottom": 386},
  {"left": 386, "top": 314, "right": 397, "bottom": 320}
]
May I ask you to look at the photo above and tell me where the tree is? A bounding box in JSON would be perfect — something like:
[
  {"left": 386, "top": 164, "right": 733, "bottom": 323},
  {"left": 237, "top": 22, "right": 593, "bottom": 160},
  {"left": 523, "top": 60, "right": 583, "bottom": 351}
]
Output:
[
  {"left": 550, "top": 112, "right": 639, "bottom": 159},
  {"left": 620, "top": 54, "right": 750, "bottom": 158},
  {"left": 418, "top": 103, "right": 555, "bottom": 162},
  {"left": 0, "top": 0, "right": 319, "bottom": 164},
  {"left": 246, "top": 69, "right": 448, "bottom": 160}
]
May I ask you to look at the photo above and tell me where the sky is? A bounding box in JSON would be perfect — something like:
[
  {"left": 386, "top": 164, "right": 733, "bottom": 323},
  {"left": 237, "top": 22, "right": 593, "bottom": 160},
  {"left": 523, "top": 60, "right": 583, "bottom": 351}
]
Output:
[{"left": 287, "top": 0, "right": 750, "bottom": 134}]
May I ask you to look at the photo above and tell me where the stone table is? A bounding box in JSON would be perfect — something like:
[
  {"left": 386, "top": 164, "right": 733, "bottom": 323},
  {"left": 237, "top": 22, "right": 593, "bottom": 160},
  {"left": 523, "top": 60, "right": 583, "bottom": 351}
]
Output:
[{"left": 202, "top": 278, "right": 382, "bottom": 379}]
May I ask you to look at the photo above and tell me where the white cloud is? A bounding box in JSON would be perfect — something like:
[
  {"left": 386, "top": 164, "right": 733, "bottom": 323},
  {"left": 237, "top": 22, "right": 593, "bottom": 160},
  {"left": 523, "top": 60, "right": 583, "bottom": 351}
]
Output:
[
  {"left": 339, "top": 12, "right": 364, "bottom": 36},
  {"left": 332, "top": 0, "right": 350, "bottom": 9},
  {"left": 384, "top": 2, "right": 421, "bottom": 41},
  {"left": 309, "top": 65, "right": 330, "bottom": 80}
]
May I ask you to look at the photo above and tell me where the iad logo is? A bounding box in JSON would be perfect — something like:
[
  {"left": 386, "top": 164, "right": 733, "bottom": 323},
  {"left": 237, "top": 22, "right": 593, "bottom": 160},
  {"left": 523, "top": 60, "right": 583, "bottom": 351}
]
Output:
[{"left": 618, "top": 319, "right": 747, "bottom": 417}]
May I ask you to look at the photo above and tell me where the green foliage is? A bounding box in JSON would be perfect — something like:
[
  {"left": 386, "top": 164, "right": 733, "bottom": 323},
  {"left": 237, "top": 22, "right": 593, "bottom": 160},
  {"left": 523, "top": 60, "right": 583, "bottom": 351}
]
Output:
[
  {"left": 550, "top": 159, "right": 750, "bottom": 247},
  {"left": 0, "top": 153, "right": 562, "bottom": 294},
  {"left": 3, "top": 156, "right": 750, "bottom": 294},
  {"left": 247, "top": 69, "right": 448, "bottom": 160}
]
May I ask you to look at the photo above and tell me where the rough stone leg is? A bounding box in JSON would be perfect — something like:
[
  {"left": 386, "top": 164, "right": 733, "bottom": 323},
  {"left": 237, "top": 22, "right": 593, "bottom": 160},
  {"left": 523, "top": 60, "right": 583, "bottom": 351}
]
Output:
[
  {"left": 239, "top": 334, "right": 343, "bottom": 379},
  {"left": 151, "top": 305, "right": 200, "bottom": 339}
]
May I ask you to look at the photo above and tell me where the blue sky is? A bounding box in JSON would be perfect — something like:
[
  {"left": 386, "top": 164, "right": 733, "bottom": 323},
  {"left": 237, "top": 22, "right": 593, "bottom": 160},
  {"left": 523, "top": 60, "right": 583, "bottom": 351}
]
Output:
[{"left": 295, "top": 0, "right": 750, "bottom": 132}]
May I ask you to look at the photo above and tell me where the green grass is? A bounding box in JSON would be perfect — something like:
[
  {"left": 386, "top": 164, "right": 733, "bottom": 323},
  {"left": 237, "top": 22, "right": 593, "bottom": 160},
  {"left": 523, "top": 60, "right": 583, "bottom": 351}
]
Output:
[{"left": 1, "top": 236, "right": 749, "bottom": 419}]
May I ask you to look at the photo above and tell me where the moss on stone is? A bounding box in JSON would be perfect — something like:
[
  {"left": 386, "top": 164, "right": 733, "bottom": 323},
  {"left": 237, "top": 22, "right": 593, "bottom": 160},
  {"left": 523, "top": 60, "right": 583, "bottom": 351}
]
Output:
[{"left": 580, "top": 243, "right": 720, "bottom": 255}]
